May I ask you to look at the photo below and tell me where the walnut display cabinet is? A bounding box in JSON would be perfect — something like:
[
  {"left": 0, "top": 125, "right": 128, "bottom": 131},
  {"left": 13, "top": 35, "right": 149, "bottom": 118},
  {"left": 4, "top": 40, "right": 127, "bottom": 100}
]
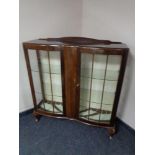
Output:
[{"left": 23, "top": 37, "right": 128, "bottom": 137}]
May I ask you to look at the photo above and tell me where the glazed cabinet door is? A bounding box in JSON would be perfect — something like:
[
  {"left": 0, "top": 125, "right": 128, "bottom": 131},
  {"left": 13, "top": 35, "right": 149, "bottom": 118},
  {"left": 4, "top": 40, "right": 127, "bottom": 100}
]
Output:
[
  {"left": 25, "top": 48, "right": 65, "bottom": 116},
  {"left": 78, "top": 52, "right": 122, "bottom": 125}
]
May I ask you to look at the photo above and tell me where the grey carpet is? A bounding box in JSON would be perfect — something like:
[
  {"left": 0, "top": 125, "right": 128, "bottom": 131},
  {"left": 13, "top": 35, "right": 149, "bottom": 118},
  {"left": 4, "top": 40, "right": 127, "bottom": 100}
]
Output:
[{"left": 19, "top": 113, "right": 135, "bottom": 155}]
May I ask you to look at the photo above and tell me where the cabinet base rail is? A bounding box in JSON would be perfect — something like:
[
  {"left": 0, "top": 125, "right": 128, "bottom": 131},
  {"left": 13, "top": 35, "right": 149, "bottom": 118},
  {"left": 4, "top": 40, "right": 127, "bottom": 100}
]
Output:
[{"left": 33, "top": 110, "right": 116, "bottom": 137}]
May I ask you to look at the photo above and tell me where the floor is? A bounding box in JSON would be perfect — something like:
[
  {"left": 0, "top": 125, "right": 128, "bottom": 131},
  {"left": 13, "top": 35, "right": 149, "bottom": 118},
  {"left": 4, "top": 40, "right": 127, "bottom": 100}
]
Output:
[{"left": 19, "top": 113, "right": 135, "bottom": 155}]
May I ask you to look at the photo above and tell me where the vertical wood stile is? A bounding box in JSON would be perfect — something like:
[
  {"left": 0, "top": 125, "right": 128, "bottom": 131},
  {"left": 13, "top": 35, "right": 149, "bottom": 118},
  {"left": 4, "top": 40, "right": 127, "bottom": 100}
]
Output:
[
  {"left": 110, "top": 51, "right": 128, "bottom": 125},
  {"left": 24, "top": 47, "right": 37, "bottom": 109},
  {"left": 60, "top": 51, "right": 65, "bottom": 115}
]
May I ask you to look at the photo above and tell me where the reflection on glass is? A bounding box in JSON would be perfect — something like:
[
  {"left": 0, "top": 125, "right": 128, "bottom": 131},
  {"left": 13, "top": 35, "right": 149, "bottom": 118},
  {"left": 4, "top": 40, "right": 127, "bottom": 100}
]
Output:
[
  {"left": 79, "top": 53, "right": 122, "bottom": 123},
  {"left": 28, "top": 50, "right": 63, "bottom": 114}
]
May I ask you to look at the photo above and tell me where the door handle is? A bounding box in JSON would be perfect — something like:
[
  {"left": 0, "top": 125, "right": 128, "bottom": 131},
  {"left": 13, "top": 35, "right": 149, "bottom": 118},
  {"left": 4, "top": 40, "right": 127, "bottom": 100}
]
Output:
[
  {"left": 76, "top": 83, "right": 80, "bottom": 87},
  {"left": 74, "top": 79, "right": 80, "bottom": 87}
]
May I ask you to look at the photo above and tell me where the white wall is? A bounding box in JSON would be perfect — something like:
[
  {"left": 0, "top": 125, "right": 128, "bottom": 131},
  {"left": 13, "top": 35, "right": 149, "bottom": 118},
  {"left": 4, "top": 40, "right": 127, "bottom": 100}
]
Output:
[
  {"left": 19, "top": 0, "right": 82, "bottom": 112},
  {"left": 20, "top": 0, "right": 135, "bottom": 129},
  {"left": 81, "top": 0, "right": 135, "bottom": 128}
]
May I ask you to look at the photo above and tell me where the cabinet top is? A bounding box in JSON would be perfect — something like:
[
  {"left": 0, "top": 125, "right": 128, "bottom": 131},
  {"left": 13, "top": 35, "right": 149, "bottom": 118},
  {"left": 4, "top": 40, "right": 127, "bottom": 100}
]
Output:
[{"left": 23, "top": 37, "right": 128, "bottom": 49}]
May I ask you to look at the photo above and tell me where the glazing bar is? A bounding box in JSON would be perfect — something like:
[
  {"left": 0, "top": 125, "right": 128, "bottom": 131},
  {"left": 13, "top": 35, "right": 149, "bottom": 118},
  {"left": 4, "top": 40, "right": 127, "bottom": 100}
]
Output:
[
  {"left": 36, "top": 50, "right": 46, "bottom": 109},
  {"left": 99, "top": 55, "right": 109, "bottom": 122},
  {"left": 47, "top": 51, "right": 54, "bottom": 113},
  {"left": 88, "top": 54, "right": 95, "bottom": 120}
]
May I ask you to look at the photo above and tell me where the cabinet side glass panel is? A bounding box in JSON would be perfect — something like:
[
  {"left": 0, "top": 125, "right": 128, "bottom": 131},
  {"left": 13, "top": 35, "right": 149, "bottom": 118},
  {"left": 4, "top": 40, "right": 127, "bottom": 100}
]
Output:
[
  {"left": 79, "top": 53, "right": 122, "bottom": 123},
  {"left": 28, "top": 50, "right": 63, "bottom": 114}
]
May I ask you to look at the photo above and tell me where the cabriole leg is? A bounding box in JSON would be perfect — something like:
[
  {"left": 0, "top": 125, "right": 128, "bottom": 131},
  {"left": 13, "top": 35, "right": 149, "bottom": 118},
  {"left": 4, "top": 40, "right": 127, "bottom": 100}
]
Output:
[
  {"left": 33, "top": 111, "right": 41, "bottom": 123},
  {"left": 107, "top": 127, "right": 116, "bottom": 139}
]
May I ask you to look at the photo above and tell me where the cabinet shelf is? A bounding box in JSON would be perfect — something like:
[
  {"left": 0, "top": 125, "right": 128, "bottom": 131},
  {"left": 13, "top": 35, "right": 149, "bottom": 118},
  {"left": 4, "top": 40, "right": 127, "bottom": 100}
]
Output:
[
  {"left": 80, "top": 76, "right": 118, "bottom": 81},
  {"left": 80, "top": 102, "right": 113, "bottom": 112},
  {"left": 31, "top": 69, "right": 61, "bottom": 75},
  {"left": 36, "top": 92, "right": 62, "bottom": 102},
  {"left": 80, "top": 88, "right": 115, "bottom": 105},
  {"left": 81, "top": 68, "right": 120, "bottom": 81},
  {"left": 36, "top": 92, "right": 62, "bottom": 98},
  {"left": 80, "top": 99, "right": 113, "bottom": 105}
]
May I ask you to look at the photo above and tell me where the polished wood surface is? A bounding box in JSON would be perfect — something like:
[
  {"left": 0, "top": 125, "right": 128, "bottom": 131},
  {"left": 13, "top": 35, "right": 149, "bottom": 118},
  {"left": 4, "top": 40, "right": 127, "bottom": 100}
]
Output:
[
  {"left": 23, "top": 37, "right": 128, "bottom": 49},
  {"left": 63, "top": 46, "right": 78, "bottom": 118},
  {"left": 23, "top": 37, "right": 129, "bottom": 136}
]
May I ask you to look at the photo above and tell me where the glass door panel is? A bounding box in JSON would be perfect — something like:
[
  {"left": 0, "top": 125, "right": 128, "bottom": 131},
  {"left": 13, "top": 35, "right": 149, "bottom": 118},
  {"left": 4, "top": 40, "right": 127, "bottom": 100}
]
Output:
[
  {"left": 79, "top": 53, "right": 122, "bottom": 123},
  {"left": 28, "top": 50, "right": 63, "bottom": 115}
]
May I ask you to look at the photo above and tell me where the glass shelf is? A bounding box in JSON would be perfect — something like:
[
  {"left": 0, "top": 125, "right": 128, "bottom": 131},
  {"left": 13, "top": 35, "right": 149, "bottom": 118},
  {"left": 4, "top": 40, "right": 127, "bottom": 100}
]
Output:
[
  {"left": 36, "top": 92, "right": 62, "bottom": 102},
  {"left": 80, "top": 89, "right": 115, "bottom": 105},
  {"left": 80, "top": 78, "right": 118, "bottom": 92},
  {"left": 80, "top": 101, "right": 113, "bottom": 111},
  {"left": 81, "top": 68, "right": 120, "bottom": 81},
  {"left": 31, "top": 67, "right": 61, "bottom": 75}
]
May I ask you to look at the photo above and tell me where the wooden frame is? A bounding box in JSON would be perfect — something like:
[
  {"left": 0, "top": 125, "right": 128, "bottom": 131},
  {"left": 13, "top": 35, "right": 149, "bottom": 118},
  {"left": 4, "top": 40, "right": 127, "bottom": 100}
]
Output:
[{"left": 23, "top": 37, "right": 128, "bottom": 137}]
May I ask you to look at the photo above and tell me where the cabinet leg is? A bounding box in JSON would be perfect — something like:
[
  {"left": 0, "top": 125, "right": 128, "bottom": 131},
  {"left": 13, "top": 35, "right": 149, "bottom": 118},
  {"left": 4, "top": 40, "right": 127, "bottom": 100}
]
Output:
[
  {"left": 107, "top": 127, "right": 116, "bottom": 139},
  {"left": 33, "top": 112, "right": 41, "bottom": 123},
  {"left": 35, "top": 116, "right": 40, "bottom": 123}
]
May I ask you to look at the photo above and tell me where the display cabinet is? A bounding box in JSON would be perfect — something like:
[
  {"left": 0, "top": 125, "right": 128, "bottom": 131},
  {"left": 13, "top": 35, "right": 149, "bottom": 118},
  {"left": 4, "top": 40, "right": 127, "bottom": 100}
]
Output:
[{"left": 23, "top": 37, "right": 128, "bottom": 137}]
